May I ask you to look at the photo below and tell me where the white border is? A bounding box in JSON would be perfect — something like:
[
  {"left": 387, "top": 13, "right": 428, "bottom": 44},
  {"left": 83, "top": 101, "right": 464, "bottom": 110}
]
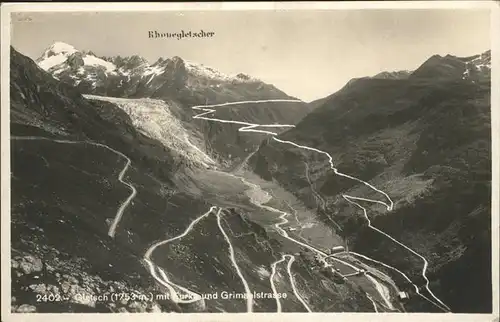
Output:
[
  {"left": 0, "top": 1, "right": 497, "bottom": 11},
  {"left": 1, "top": 2, "right": 499, "bottom": 322},
  {"left": 490, "top": 2, "right": 500, "bottom": 319}
]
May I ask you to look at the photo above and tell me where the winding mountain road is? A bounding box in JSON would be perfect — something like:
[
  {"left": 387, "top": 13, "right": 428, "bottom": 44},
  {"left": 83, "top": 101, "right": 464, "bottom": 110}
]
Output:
[
  {"left": 215, "top": 208, "right": 254, "bottom": 312},
  {"left": 191, "top": 99, "right": 451, "bottom": 312},
  {"left": 143, "top": 206, "right": 255, "bottom": 312},
  {"left": 269, "top": 255, "right": 287, "bottom": 312},
  {"left": 11, "top": 136, "right": 214, "bottom": 305},
  {"left": 367, "top": 294, "right": 379, "bottom": 312},
  {"left": 346, "top": 251, "right": 449, "bottom": 311},
  {"left": 236, "top": 175, "right": 361, "bottom": 273},
  {"left": 10, "top": 136, "right": 137, "bottom": 239},
  {"left": 366, "top": 274, "right": 394, "bottom": 310},
  {"left": 143, "top": 206, "right": 216, "bottom": 304},
  {"left": 12, "top": 95, "right": 451, "bottom": 312},
  {"left": 270, "top": 254, "right": 312, "bottom": 312},
  {"left": 342, "top": 195, "right": 451, "bottom": 312},
  {"left": 285, "top": 255, "right": 312, "bottom": 312}
]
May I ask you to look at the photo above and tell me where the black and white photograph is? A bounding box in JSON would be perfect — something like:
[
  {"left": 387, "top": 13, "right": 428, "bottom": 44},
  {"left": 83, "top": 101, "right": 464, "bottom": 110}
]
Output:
[{"left": 1, "top": 2, "right": 499, "bottom": 320}]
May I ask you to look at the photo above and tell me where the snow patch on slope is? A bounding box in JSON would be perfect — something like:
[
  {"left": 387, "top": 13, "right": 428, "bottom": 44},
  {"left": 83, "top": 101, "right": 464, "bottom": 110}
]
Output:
[
  {"left": 185, "top": 60, "right": 258, "bottom": 83},
  {"left": 38, "top": 55, "right": 67, "bottom": 71},
  {"left": 38, "top": 42, "right": 77, "bottom": 71},
  {"left": 185, "top": 60, "right": 234, "bottom": 81},
  {"left": 83, "top": 95, "right": 216, "bottom": 168},
  {"left": 143, "top": 65, "right": 166, "bottom": 76},
  {"left": 462, "top": 50, "right": 491, "bottom": 80},
  {"left": 83, "top": 56, "right": 117, "bottom": 73},
  {"left": 48, "top": 42, "right": 77, "bottom": 55}
]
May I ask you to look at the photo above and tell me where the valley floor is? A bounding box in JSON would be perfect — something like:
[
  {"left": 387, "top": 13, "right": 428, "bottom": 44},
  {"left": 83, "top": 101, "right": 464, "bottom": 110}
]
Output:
[{"left": 11, "top": 96, "right": 455, "bottom": 313}]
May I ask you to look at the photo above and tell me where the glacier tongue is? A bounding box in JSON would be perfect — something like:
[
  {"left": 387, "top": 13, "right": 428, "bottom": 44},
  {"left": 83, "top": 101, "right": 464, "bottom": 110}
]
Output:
[{"left": 83, "top": 95, "right": 216, "bottom": 168}]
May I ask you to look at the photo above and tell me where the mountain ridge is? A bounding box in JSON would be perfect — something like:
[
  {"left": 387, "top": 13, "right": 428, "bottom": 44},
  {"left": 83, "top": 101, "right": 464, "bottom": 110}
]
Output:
[
  {"left": 9, "top": 42, "right": 493, "bottom": 314},
  {"left": 10, "top": 46, "right": 389, "bottom": 313},
  {"left": 34, "top": 41, "right": 276, "bottom": 98},
  {"left": 31, "top": 41, "right": 313, "bottom": 171},
  {"left": 308, "top": 49, "right": 490, "bottom": 109},
  {"left": 248, "top": 48, "right": 492, "bottom": 313}
]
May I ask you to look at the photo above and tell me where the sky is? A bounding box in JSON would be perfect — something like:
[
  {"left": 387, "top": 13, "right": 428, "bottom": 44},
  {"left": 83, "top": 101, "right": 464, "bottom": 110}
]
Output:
[{"left": 11, "top": 9, "right": 491, "bottom": 102}]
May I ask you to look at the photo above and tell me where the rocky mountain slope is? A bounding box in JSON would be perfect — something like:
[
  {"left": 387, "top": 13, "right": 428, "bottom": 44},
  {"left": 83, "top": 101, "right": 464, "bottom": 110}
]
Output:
[
  {"left": 11, "top": 47, "right": 389, "bottom": 313},
  {"left": 36, "top": 42, "right": 312, "bottom": 168},
  {"left": 411, "top": 50, "right": 491, "bottom": 81},
  {"left": 308, "top": 69, "right": 412, "bottom": 110},
  {"left": 249, "top": 49, "right": 492, "bottom": 313},
  {"left": 11, "top": 46, "right": 199, "bottom": 312}
]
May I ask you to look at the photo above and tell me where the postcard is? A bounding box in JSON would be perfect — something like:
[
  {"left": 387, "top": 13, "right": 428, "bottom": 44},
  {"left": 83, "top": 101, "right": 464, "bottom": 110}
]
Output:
[{"left": 1, "top": 2, "right": 498, "bottom": 322}]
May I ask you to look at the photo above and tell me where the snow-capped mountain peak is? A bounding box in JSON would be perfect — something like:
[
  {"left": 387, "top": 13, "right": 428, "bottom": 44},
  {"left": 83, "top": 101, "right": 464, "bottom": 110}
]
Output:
[
  {"left": 36, "top": 41, "right": 264, "bottom": 96},
  {"left": 41, "top": 41, "right": 77, "bottom": 58},
  {"left": 36, "top": 42, "right": 117, "bottom": 76},
  {"left": 37, "top": 42, "right": 79, "bottom": 71}
]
